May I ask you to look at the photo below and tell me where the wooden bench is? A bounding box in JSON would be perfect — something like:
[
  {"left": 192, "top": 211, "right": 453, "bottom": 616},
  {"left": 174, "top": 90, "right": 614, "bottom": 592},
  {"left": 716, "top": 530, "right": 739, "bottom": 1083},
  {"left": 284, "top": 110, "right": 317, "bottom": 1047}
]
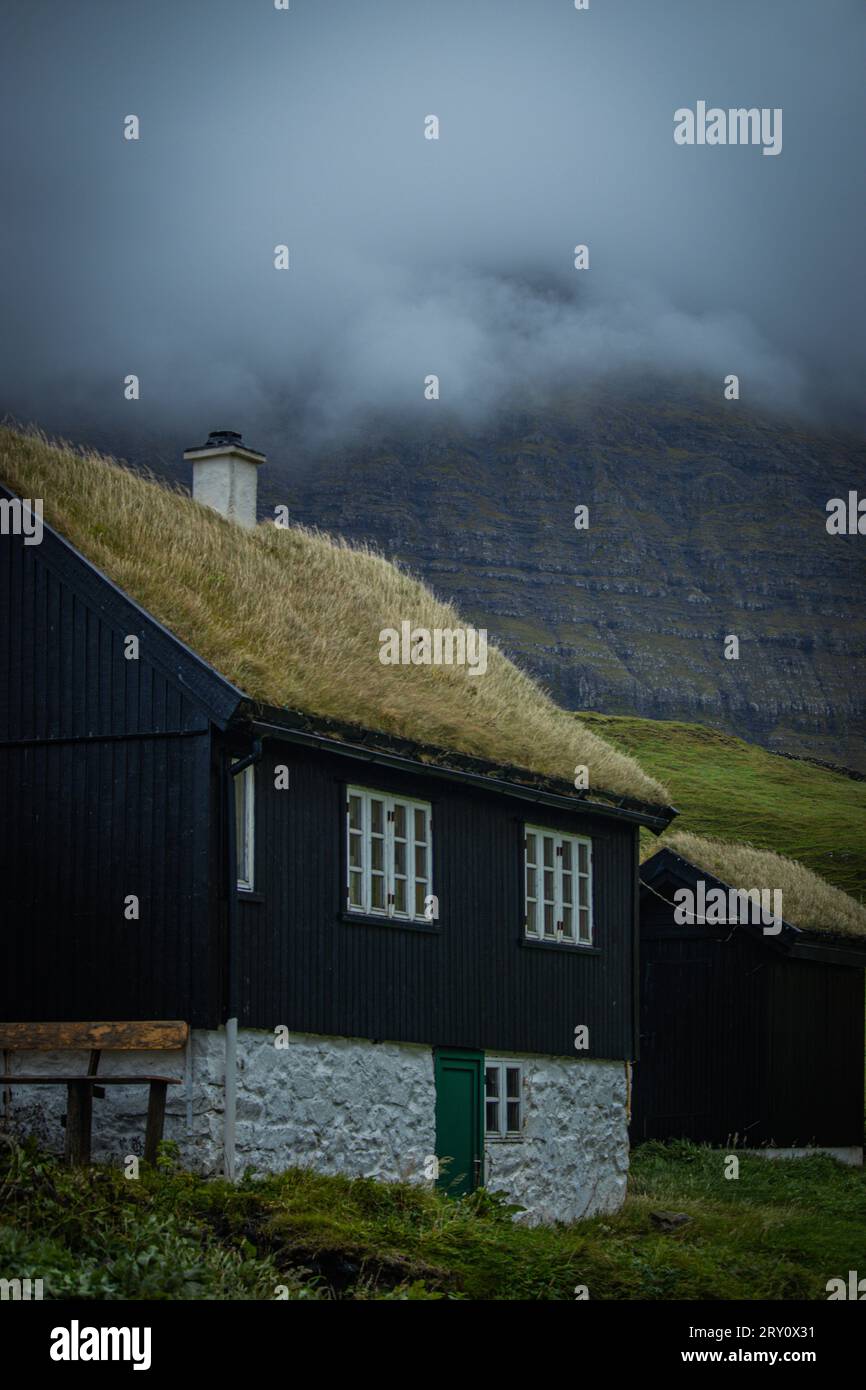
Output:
[{"left": 0, "top": 1021, "right": 188, "bottom": 1165}]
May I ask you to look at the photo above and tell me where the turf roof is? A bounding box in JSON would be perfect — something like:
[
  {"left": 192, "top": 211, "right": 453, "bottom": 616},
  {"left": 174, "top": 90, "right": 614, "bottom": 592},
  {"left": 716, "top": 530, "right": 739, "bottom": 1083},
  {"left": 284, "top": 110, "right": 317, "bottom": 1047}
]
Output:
[
  {"left": 644, "top": 831, "right": 866, "bottom": 940},
  {"left": 0, "top": 427, "right": 671, "bottom": 808}
]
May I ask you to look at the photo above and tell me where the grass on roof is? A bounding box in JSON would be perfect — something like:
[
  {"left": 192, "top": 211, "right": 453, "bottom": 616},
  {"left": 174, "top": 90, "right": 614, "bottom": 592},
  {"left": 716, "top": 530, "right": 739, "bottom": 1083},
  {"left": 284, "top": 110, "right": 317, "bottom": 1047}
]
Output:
[
  {"left": 643, "top": 830, "right": 866, "bottom": 940},
  {"left": 578, "top": 712, "right": 866, "bottom": 902},
  {"left": 0, "top": 427, "right": 668, "bottom": 805}
]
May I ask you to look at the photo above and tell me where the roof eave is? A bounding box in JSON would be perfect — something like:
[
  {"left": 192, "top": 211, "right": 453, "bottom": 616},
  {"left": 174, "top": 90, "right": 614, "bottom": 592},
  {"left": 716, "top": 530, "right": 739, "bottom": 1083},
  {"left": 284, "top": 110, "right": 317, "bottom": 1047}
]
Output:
[
  {"left": 641, "top": 848, "right": 866, "bottom": 959},
  {"left": 238, "top": 702, "right": 677, "bottom": 831}
]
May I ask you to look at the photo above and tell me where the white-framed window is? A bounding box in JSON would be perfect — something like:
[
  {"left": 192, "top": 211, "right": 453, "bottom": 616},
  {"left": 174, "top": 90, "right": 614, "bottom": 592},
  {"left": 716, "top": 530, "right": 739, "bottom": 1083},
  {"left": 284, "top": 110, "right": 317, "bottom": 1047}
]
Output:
[
  {"left": 346, "top": 786, "right": 433, "bottom": 922},
  {"left": 485, "top": 1060, "right": 524, "bottom": 1139},
  {"left": 235, "top": 765, "right": 255, "bottom": 891},
  {"left": 524, "top": 824, "right": 592, "bottom": 945}
]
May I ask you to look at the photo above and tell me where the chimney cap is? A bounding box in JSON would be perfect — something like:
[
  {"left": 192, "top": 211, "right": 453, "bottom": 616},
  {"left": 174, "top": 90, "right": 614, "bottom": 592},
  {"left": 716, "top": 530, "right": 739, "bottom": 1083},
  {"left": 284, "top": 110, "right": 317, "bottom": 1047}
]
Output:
[{"left": 183, "top": 429, "right": 265, "bottom": 462}]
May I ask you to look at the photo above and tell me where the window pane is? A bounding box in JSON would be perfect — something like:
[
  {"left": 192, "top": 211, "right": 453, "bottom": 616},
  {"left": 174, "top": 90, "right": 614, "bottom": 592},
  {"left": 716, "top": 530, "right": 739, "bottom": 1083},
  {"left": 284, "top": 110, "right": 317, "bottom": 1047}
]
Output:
[
  {"left": 506, "top": 1101, "right": 520, "bottom": 1132},
  {"left": 526, "top": 897, "right": 538, "bottom": 933},
  {"left": 561, "top": 872, "right": 572, "bottom": 907},
  {"left": 526, "top": 866, "right": 536, "bottom": 900},
  {"left": 349, "top": 833, "right": 363, "bottom": 869},
  {"left": 544, "top": 869, "right": 554, "bottom": 903},
  {"left": 415, "top": 843, "right": 427, "bottom": 879},
  {"left": 393, "top": 803, "right": 406, "bottom": 839},
  {"left": 578, "top": 842, "right": 589, "bottom": 875},
  {"left": 562, "top": 905, "right": 574, "bottom": 939},
  {"left": 544, "top": 902, "right": 555, "bottom": 936},
  {"left": 234, "top": 774, "right": 246, "bottom": 880},
  {"left": 349, "top": 871, "right": 363, "bottom": 908},
  {"left": 349, "top": 794, "right": 363, "bottom": 830},
  {"left": 371, "top": 875, "right": 385, "bottom": 910},
  {"left": 370, "top": 798, "right": 384, "bottom": 835},
  {"left": 543, "top": 836, "right": 554, "bottom": 868},
  {"left": 414, "top": 807, "right": 426, "bottom": 843},
  {"left": 579, "top": 908, "right": 590, "bottom": 941},
  {"left": 235, "top": 769, "right": 253, "bottom": 887},
  {"left": 371, "top": 836, "right": 384, "bottom": 873},
  {"left": 394, "top": 878, "right": 406, "bottom": 914},
  {"left": 394, "top": 839, "right": 406, "bottom": 876},
  {"left": 485, "top": 1066, "right": 499, "bottom": 1096},
  {"left": 506, "top": 1067, "right": 520, "bottom": 1098},
  {"left": 415, "top": 881, "right": 427, "bottom": 917},
  {"left": 525, "top": 832, "right": 537, "bottom": 866},
  {"left": 486, "top": 1100, "right": 499, "bottom": 1133},
  {"left": 560, "top": 839, "right": 572, "bottom": 871},
  {"left": 579, "top": 876, "right": 589, "bottom": 908}
]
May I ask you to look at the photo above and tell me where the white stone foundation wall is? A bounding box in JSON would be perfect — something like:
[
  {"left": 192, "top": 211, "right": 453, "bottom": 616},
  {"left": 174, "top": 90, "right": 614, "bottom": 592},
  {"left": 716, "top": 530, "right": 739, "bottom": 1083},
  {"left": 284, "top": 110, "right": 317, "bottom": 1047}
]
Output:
[
  {"left": 231, "top": 1032, "right": 437, "bottom": 1183},
  {"left": 0, "top": 1030, "right": 436, "bottom": 1182},
  {"left": 484, "top": 1054, "right": 629, "bottom": 1225},
  {"left": 1, "top": 1031, "right": 629, "bottom": 1224}
]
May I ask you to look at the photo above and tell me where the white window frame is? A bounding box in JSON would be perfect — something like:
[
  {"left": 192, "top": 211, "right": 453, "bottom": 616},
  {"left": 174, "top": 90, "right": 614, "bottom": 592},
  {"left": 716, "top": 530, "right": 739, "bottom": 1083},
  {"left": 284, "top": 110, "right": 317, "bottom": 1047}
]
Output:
[
  {"left": 346, "top": 786, "right": 433, "bottom": 924},
  {"left": 524, "top": 824, "right": 592, "bottom": 946},
  {"left": 235, "top": 764, "right": 255, "bottom": 892},
  {"left": 485, "top": 1060, "right": 524, "bottom": 1140}
]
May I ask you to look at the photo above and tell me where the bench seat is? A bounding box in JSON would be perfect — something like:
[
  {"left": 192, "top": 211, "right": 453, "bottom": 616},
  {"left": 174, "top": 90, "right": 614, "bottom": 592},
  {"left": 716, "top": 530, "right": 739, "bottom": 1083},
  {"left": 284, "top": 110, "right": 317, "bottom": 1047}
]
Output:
[
  {"left": 0, "top": 1020, "right": 189, "bottom": 1165},
  {"left": 0, "top": 1075, "right": 179, "bottom": 1085}
]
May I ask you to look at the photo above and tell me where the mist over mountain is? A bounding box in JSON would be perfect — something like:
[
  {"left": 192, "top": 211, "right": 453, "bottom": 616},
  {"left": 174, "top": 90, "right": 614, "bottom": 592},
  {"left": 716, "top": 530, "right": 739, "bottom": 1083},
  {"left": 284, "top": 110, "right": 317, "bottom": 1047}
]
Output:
[
  {"left": 2, "top": 1, "right": 864, "bottom": 767},
  {"left": 3, "top": 0, "right": 866, "bottom": 446}
]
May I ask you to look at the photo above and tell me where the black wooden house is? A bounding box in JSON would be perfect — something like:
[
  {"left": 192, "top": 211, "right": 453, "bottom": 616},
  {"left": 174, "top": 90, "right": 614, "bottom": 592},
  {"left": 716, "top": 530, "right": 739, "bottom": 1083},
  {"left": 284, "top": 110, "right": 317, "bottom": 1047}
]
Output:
[
  {"left": 0, "top": 433, "right": 676, "bottom": 1224},
  {"left": 634, "top": 846, "right": 866, "bottom": 1162}
]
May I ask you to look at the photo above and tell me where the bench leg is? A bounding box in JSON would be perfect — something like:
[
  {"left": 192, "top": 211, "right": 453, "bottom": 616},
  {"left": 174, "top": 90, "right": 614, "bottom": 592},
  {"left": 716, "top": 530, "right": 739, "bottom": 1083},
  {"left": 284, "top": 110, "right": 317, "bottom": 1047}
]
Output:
[
  {"left": 65, "top": 1081, "right": 92, "bottom": 1166},
  {"left": 144, "top": 1081, "right": 167, "bottom": 1165}
]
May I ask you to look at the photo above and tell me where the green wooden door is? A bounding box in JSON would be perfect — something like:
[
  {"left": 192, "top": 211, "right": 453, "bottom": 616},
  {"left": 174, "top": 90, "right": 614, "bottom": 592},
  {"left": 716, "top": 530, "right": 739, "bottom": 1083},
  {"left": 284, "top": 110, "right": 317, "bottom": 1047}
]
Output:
[{"left": 434, "top": 1049, "right": 484, "bottom": 1196}]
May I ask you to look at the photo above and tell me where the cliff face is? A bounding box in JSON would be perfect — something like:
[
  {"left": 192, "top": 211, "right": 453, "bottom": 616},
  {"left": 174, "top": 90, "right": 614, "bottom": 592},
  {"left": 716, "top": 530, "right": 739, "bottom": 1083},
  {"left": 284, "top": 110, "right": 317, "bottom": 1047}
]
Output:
[{"left": 265, "top": 392, "right": 866, "bottom": 769}]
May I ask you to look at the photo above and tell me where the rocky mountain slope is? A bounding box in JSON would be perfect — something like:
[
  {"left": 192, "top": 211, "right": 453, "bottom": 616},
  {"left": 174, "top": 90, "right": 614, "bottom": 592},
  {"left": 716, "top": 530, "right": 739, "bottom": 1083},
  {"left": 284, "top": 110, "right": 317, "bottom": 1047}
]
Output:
[{"left": 258, "top": 388, "right": 865, "bottom": 770}]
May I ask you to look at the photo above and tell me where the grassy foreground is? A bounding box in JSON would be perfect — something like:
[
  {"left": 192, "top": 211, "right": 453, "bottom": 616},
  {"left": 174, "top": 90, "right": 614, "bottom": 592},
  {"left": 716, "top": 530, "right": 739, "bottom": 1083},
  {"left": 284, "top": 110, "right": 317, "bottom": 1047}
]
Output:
[{"left": 1, "top": 1139, "right": 863, "bottom": 1301}]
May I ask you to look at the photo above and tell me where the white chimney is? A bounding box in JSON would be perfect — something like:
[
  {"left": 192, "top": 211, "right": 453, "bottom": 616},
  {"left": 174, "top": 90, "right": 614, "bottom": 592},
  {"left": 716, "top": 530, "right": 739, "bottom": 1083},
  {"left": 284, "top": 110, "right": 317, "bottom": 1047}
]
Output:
[{"left": 183, "top": 430, "right": 265, "bottom": 528}]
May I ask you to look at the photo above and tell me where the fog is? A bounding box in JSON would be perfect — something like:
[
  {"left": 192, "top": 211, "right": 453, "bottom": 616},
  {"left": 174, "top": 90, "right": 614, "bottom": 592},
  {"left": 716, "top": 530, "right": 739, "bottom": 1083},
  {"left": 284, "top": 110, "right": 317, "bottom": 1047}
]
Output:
[{"left": 1, "top": 0, "right": 863, "bottom": 463}]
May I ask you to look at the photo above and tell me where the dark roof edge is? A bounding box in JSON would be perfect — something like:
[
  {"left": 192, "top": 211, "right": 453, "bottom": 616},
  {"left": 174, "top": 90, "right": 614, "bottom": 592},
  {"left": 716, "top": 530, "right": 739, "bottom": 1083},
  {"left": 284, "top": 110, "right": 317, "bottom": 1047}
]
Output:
[
  {"left": 641, "top": 847, "right": 866, "bottom": 963},
  {"left": 0, "top": 481, "right": 245, "bottom": 729},
  {"left": 238, "top": 701, "right": 678, "bottom": 831}
]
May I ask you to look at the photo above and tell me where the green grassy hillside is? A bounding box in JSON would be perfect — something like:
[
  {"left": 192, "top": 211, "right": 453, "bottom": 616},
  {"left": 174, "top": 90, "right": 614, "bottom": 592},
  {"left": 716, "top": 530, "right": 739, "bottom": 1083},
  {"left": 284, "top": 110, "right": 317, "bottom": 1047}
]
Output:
[{"left": 577, "top": 713, "right": 866, "bottom": 903}]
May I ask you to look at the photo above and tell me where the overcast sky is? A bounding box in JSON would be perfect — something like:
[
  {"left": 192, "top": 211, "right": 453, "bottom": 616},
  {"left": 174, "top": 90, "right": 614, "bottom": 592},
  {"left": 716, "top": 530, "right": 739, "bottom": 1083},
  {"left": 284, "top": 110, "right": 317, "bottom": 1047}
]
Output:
[{"left": 1, "top": 0, "right": 864, "bottom": 462}]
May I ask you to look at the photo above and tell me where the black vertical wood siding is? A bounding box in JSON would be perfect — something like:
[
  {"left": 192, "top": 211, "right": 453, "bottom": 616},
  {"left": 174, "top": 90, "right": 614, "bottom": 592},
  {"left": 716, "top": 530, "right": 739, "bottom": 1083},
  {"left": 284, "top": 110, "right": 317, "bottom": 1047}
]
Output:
[
  {"left": 766, "top": 956, "right": 864, "bottom": 1148},
  {"left": 0, "top": 522, "right": 220, "bottom": 1024},
  {"left": 633, "top": 873, "right": 865, "bottom": 1148},
  {"left": 236, "top": 739, "right": 639, "bottom": 1060}
]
